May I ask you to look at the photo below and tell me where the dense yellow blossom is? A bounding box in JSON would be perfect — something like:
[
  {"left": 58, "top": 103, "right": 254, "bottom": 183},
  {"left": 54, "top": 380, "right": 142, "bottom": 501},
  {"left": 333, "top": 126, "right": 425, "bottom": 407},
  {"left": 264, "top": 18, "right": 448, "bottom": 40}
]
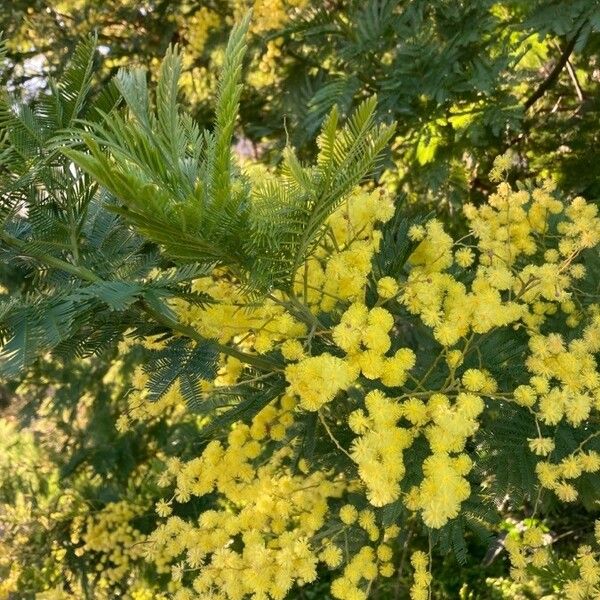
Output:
[
  {"left": 285, "top": 353, "right": 358, "bottom": 410},
  {"left": 145, "top": 402, "right": 346, "bottom": 598},
  {"left": 133, "top": 168, "right": 600, "bottom": 598},
  {"left": 12, "top": 164, "right": 598, "bottom": 598},
  {"left": 350, "top": 390, "right": 412, "bottom": 506},
  {"left": 173, "top": 274, "right": 306, "bottom": 347},
  {"left": 80, "top": 501, "right": 148, "bottom": 587},
  {"left": 407, "top": 453, "right": 472, "bottom": 528}
]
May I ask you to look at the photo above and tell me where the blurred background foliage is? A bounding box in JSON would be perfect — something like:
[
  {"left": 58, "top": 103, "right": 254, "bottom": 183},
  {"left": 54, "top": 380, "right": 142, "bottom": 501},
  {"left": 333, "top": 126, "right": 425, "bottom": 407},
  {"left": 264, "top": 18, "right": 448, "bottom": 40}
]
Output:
[
  {"left": 2, "top": 0, "right": 600, "bottom": 207},
  {"left": 2, "top": 1, "right": 600, "bottom": 598}
]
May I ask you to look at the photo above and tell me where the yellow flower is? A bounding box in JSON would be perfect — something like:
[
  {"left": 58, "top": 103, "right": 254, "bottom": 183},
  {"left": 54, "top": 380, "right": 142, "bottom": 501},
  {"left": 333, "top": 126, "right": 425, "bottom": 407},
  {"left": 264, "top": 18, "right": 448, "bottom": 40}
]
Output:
[
  {"left": 320, "top": 543, "right": 343, "bottom": 568},
  {"left": 455, "top": 247, "right": 475, "bottom": 267},
  {"left": 285, "top": 353, "right": 358, "bottom": 411},
  {"left": 171, "top": 561, "right": 185, "bottom": 582},
  {"left": 514, "top": 385, "right": 537, "bottom": 407},
  {"left": 281, "top": 339, "right": 305, "bottom": 361},
  {"left": 349, "top": 409, "right": 372, "bottom": 434},
  {"left": 339, "top": 504, "right": 358, "bottom": 525},
  {"left": 528, "top": 437, "right": 555, "bottom": 456},
  {"left": 555, "top": 482, "right": 578, "bottom": 502},
  {"left": 402, "top": 397, "right": 429, "bottom": 426},
  {"left": 461, "top": 369, "right": 487, "bottom": 392},
  {"left": 408, "top": 224, "right": 425, "bottom": 241},
  {"left": 155, "top": 499, "right": 172, "bottom": 518},
  {"left": 115, "top": 414, "right": 130, "bottom": 433},
  {"left": 377, "top": 544, "right": 393, "bottom": 562},
  {"left": 446, "top": 349, "right": 463, "bottom": 369},
  {"left": 377, "top": 276, "right": 399, "bottom": 299},
  {"left": 368, "top": 307, "right": 395, "bottom": 331},
  {"left": 560, "top": 455, "right": 582, "bottom": 479}
]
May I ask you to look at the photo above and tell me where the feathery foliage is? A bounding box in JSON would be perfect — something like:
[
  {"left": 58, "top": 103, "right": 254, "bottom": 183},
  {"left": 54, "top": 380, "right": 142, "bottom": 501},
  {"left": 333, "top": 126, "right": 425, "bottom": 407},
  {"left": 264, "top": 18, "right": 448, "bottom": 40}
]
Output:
[
  {"left": 2, "top": 6, "right": 600, "bottom": 600},
  {"left": 64, "top": 13, "right": 395, "bottom": 293}
]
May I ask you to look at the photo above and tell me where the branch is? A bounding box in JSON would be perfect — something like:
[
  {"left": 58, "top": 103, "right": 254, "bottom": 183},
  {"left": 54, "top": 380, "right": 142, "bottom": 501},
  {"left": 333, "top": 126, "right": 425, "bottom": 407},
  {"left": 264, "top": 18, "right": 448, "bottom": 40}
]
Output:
[
  {"left": 0, "top": 230, "right": 102, "bottom": 283},
  {"left": 0, "top": 229, "right": 279, "bottom": 372},
  {"left": 524, "top": 24, "right": 585, "bottom": 111},
  {"left": 565, "top": 57, "right": 584, "bottom": 103},
  {"left": 141, "top": 301, "right": 280, "bottom": 372}
]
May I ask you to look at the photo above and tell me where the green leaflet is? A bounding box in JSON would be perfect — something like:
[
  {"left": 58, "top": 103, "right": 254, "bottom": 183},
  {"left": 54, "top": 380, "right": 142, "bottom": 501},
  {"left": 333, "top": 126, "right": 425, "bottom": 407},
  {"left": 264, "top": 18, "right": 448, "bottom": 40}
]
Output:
[{"left": 64, "top": 12, "right": 395, "bottom": 294}]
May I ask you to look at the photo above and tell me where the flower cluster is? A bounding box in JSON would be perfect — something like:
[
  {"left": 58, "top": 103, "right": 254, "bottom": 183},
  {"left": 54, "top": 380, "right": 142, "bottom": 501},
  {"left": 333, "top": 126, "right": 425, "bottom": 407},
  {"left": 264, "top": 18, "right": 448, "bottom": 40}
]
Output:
[
  {"left": 564, "top": 527, "right": 600, "bottom": 599},
  {"left": 7, "top": 160, "right": 600, "bottom": 599},
  {"left": 349, "top": 390, "right": 412, "bottom": 506},
  {"left": 409, "top": 551, "right": 431, "bottom": 600},
  {"left": 145, "top": 404, "right": 345, "bottom": 599},
  {"left": 285, "top": 353, "right": 358, "bottom": 411},
  {"left": 174, "top": 274, "right": 306, "bottom": 350},
  {"left": 134, "top": 167, "right": 600, "bottom": 599},
  {"left": 332, "top": 302, "right": 416, "bottom": 384},
  {"left": 78, "top": 501, "right": 148, "bottom": 587},
  {"left": 502, "top": 519, "right": 600, "bottom": 599}
]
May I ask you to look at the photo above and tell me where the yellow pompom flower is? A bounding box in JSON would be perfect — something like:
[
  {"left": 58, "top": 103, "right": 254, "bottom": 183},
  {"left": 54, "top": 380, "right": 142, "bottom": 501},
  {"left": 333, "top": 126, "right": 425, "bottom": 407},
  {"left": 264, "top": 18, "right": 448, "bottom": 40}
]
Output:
[
  {"left": 339, "top": 504, "right": 359, "bottom": 525},
  {"left": 555, "top": 482, "right": 578, "bottom": 502},
  {"left": 285, "top": 353, "right": 358, "bottom": 411},
  {"left": 408, "top": 224, "right": 425, "bottom": 241},
  {"left": 115, "top": 414, "right": 130, "bottom": 433},
  {"left": 348, "top": 409, "right": 372, "bottom": 434},
  {"left": 528, "top": 437, "right": 555, "bottom": 456},
  {"left": 455, "top": 247, "right": 475, "bottom": 268},
  {"left": 377, "top": 544, "right": 393, "bottom": 562},
  {"left": 155, "top": 500, "right": 172, "bottom": 518},
  {"left": 281, "top": 339, "right": 305, "bottom": 361},
  {"left": 377, "top": 276, "right": 399, "bottom": 299},
  {"left": 461, "top": 369, "right": 488, "bottom": 392},
  {"left": 514, "top": 385, "right": 537, "bottom": 407},
  {"left": 320, "top": 543, "right": 343, "bottom": 568},
  {"left": 446, "top": 349, "right": 464, "bottom": 369}
]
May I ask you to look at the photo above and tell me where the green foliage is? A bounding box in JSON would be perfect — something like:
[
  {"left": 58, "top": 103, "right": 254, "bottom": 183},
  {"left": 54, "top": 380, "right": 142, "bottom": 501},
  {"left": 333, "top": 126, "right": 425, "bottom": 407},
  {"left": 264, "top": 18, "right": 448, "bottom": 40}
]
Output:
[
  {"left": 64, "top": 21, "right": 394, "bottom": 294},
  {"left": 0, "top": 30, "right": 246, "bottom": 377},
  {"left": 63, "top": 16, "right": 255, "bottom": 268},
  {"left": 242, "top": 0, "right": 598, "bottom": 205},
  {"left": 247, "top": 98, "right": 395, "bottom": 290},
  {"left": 144, "top": 338, "right": 219, "bottom": 408},
  {"left": 2, "top": 4, "right": 600, "bottom": 600},
  {"left": 4, "top": 0, "right": 600, "bottom": 206}
]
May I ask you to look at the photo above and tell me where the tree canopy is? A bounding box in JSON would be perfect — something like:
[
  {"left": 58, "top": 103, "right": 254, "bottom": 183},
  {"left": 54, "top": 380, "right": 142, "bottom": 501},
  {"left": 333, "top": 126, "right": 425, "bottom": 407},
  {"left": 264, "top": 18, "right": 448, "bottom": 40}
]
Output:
[{"left": 2, "top": 2, "right": 600, "bottom": 599}]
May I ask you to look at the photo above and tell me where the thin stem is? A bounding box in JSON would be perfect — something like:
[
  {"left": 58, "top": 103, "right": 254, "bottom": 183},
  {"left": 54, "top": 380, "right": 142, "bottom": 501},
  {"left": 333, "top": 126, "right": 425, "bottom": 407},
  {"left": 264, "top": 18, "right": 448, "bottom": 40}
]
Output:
[
  {"left": 395, "top": 524, "right": 414, "bottom": 600},
  {"left": 524, "top": 23, "right": 585, "bottom": 110},
  {"left": 416, "top": 350, "right": 445, "bottom": 388},
  {"left": 0, "top": 230, "right": 102, "bottom": 283},
  {"left": 427, "top": 533, "right": 433, "bottom": 600},
  {"left": 318, "top": 410, "right": 353, "bottom": 459}
]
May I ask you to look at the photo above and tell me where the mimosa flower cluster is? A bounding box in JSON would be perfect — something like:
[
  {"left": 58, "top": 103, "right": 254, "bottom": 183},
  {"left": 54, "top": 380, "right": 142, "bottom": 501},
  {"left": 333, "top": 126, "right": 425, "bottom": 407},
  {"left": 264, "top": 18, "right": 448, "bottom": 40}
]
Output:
[
  {"left": 129, "top": 162, "right": 600, "bottom": 599},
  {"left": 4, "top": 160, "right": 600, "bottom": 599}
]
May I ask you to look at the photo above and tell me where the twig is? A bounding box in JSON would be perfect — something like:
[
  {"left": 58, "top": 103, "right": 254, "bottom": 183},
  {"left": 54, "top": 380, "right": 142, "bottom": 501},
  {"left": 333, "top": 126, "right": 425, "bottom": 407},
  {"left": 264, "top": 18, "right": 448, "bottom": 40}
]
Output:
[
  {"left": 524, "top": 24, "right": 585, "bottom": 110},
  {"left": 318, "top": 410, "right": 352, "bottom": 459},
  {"left": 394, "top": 525, "right": 414, "bottom": 599},
  {"left": 565, "top": 58, "right": 584, "bottom": 103}
]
